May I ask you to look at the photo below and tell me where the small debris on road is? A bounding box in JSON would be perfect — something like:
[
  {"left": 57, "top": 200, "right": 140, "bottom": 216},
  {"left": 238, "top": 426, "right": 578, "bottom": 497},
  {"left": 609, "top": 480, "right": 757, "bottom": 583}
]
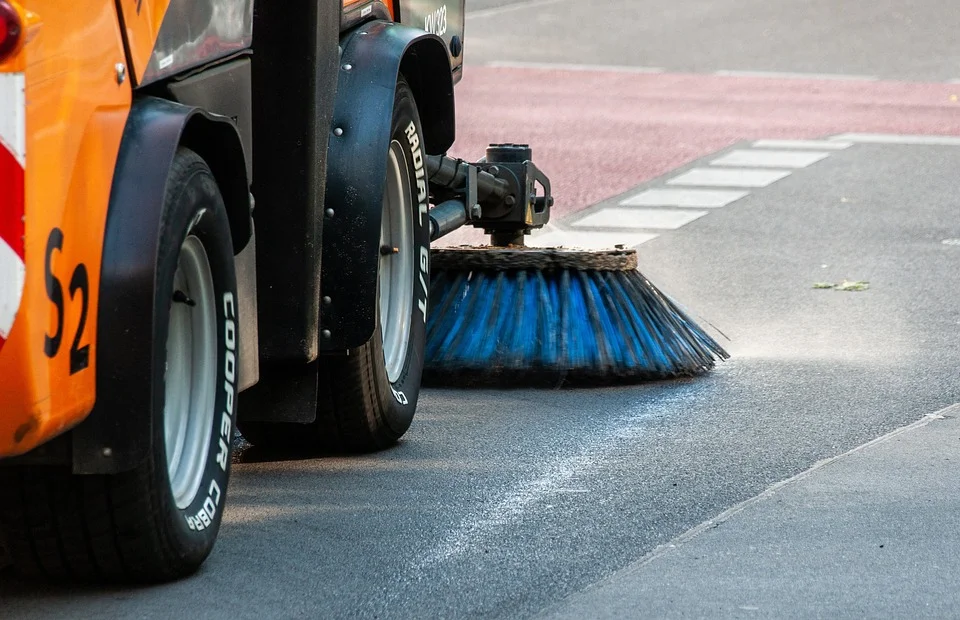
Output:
[{"left": 812, "top": 280, "right": 870, "bottom": 291}]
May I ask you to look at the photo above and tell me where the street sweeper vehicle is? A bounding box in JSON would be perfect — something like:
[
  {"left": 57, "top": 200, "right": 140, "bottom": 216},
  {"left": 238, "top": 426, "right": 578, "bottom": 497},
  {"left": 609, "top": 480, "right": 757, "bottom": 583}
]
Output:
[{"left": 0, "top": 0, "right": 726, "bottom": 584}]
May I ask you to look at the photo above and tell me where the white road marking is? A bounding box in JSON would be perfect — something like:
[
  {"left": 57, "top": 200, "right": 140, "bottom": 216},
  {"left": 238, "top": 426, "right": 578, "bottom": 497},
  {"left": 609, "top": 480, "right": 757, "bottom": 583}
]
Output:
[
  {"left": 713, "top": 69, "right": 878, "bottom": 81},
  {"left": 533, "top": 133, "right": 960, "bottom": 250},
  {"left": 830, "top": 133, "right": 960, "bottom": 146},
  {"left": 572, "top": 207, "right": 708, "bottom": 230},
  {"left": 710, "top": 149, "right": 831, "bottom": 169},
  {"left": 667, "top": 167, "right": 792, "bottom": 188},
  {"left": 528, "top": 230, "right": 659, "bottom": 249},
  {"left": 485, "top": 61, "right": 664, "bottom": 74},
  {"left": 752, "top": 139, "right": 853, "bottom": 150},
  {"left": 415, "top": 450, "right": 595, "bottom": 568},
  {"left": 467, "top": 0, "right": 564, "bottom": 18},
  {"left": 620, "top": 188, "right": 749, "bottom": 209},
  {"left": 412, "top": 407, "right": 660, "bottom": 570}
]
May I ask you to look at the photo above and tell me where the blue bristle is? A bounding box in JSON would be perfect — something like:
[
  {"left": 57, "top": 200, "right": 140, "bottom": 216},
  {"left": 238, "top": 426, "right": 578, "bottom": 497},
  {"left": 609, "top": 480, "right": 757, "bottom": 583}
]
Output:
[{"left": 424, "top": 262, "right": 728, "bottom": 384}]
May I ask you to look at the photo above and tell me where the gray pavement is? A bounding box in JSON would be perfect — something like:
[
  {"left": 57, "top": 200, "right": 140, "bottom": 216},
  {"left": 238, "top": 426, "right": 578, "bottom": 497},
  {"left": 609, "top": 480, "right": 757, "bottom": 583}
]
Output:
[
  {"left": 544, "top": 408, "right": 960, "bottom": 619},
  {"left": 465, "top": 0, "right": 960, "bottom": 81}
]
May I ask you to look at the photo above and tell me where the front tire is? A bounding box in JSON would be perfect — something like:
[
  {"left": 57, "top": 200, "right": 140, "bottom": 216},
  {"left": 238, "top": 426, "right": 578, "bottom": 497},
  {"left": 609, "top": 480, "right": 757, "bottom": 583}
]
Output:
[
  {"left": 0, "top": 148, "right": 238, "bottom": 582},
  {"left": 239, "top": 77, "right": 429, "bottom": 454}
]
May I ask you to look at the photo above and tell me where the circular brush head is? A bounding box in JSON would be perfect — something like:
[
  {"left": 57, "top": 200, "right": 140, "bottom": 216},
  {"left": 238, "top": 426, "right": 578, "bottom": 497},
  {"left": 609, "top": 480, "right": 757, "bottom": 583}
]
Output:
[{"left": 424, "top": 246, "right": 729, "bottom": 387}]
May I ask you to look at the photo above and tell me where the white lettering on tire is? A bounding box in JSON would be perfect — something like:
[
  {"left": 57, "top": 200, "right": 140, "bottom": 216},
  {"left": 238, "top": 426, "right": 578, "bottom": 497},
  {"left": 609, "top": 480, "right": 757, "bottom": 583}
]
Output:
[
  {"left": 405, "top": 121, "right": 430, "bottom": 325},
  {"left": 185, "top": 292, "right": 236, "bottom": 530}
]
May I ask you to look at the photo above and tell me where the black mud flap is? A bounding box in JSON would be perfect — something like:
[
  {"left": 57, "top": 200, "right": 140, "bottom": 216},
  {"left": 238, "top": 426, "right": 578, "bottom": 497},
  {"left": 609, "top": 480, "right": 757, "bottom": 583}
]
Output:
[
  {"left": 319, "top": 21, "right": 454, "bottom": 353},
  {"left": 71, "top": 97, "right": 248, "bottom": 475}
]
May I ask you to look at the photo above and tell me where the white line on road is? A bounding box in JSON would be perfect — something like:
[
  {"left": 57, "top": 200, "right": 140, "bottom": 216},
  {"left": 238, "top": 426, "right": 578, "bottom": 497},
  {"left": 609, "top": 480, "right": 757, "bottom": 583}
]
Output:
[
  {"left": 667, "top": 168, "right": 792, "bottom": 188},
  {"left": 620, "top": 188, "right": 749, "bottom": 209},
  {"left": 752, "top": 139, "right": 853, "bottom": 150},
  {"left": 710, "top": 149, "right": 831, "bottom": 169},
  {"left": 411, "top": 407, "right": 661, "bottom": 570},
  {"left": 713, "top": 69, "right": 879, "bottom": 81},
  {"left": 467, "top": 0, "right": 564, "bottom": 18},
  {"left": 829, "top": 133, "right": 960, "bottom": 146},
  {"left": 485, "top": 61, "right": 664, "bottom": 74},
  {"left": 572, "top": 208, "right": 709, "bottom": 230}
]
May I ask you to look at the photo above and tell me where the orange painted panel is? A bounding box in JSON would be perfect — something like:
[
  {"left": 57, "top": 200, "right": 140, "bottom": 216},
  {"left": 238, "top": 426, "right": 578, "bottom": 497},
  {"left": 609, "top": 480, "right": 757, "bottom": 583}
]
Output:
[
  {"left": 343, "top": 0, "right": 395, "bottom": 20},
  {"left": 0, "top": 0, "right": 131, "bottom": 456}
]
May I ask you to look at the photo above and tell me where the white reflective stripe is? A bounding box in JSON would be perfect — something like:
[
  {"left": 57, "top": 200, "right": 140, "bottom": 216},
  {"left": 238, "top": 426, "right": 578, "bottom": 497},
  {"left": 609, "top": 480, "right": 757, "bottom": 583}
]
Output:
[
  {"left": 0, "top": 235, "right": 25, "bottom": 340},
  {"left": 0, "top": 73, "right": 25, "bottom": 166}
]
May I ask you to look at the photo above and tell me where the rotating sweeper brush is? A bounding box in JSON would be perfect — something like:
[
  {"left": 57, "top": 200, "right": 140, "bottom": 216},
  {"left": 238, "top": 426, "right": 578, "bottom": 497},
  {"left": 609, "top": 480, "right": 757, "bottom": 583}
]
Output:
[{"left": 424, "top": 144, "right": 729, "bottom": 386}]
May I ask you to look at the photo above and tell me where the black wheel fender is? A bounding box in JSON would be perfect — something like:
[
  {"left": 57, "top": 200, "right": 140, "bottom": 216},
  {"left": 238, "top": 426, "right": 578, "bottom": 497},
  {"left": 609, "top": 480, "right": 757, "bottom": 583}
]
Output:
[
  {"left": 71, "top": 97, "right": 249, "bottom": 475},
  {"left": 320, "top": 21, "right": 454, "bottom": 352}
]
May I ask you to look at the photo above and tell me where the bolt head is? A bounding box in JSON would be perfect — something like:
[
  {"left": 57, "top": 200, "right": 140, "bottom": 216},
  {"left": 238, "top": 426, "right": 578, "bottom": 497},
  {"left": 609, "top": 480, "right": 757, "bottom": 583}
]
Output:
[
  {"left": 115, "top": 63, "right": 127, "bottom": 85},
  {"left": 449, "top": 35, "right": 463, "bottom": 58}
]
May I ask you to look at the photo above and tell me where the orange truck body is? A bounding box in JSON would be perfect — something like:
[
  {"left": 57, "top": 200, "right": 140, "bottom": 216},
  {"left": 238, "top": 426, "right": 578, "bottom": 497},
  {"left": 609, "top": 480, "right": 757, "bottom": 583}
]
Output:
[
  {"left": 0, "top": 0, "right": 434, "bottom": 458},
  {"left": 0, "top": 0, "right": 131, "bottom": 457}
]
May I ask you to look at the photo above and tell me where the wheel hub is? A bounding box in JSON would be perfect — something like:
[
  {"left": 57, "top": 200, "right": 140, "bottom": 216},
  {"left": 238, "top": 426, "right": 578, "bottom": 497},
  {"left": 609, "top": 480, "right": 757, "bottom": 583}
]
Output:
[
  {"left": 379, "top": 140, "right": 415, "bottom": 384},
  {"left": 164, "top": 234, "right": 218, "bottom": 510}
]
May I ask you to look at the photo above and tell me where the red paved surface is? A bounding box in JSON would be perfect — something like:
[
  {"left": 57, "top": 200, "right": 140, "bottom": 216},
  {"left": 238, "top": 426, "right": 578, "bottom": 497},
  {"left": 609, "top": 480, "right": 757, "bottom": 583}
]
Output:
[{"left": 448, "top": 67, "right": 960, "bottom": 220}]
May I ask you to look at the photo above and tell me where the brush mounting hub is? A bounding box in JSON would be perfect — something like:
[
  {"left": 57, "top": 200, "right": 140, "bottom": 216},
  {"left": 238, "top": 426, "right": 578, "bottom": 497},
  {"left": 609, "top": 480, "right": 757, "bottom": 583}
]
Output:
[{"left": 425, "top": 146, "right": 553, "bottom": 244}]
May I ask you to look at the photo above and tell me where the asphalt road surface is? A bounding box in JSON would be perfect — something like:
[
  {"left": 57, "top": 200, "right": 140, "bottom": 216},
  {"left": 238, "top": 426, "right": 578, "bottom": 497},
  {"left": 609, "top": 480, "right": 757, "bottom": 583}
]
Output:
[{"left": 4, "top": 1, "right": 960, "bottom": 617}]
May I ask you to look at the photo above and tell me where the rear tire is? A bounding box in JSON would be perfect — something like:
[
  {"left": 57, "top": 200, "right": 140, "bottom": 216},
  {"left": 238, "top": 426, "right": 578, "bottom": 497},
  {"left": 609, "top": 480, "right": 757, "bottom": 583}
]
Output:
[
  {"left": 0, "top": 148, "right": 238, "bottom": 582},
  {"left": 238, "top": 77, "right": 429, "bottom": 454}
]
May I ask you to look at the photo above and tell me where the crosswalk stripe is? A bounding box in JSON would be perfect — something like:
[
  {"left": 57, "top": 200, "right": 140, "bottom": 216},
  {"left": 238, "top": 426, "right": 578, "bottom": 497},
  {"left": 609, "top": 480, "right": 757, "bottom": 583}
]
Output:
[
  {"left": 710, "top": 149, "right": 831, "bottom": 169},
  {"left": 753, "top": 139, "right": 853, "bottom": 150},
  {"left": 572, "top": 207, "right": 708, "bottom": 230},
  {"left": 667, "top": 167, "right": 792, "bottom": 188},
  {"left": 620, "top": 188, "right": 749, "bottom": 208}
]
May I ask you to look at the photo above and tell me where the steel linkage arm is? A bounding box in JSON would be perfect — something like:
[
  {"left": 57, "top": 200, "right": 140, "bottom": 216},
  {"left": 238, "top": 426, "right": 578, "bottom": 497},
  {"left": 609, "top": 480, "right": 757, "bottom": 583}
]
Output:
[{"left": 426, "top": 145, "right": 553, "bottom": 246}]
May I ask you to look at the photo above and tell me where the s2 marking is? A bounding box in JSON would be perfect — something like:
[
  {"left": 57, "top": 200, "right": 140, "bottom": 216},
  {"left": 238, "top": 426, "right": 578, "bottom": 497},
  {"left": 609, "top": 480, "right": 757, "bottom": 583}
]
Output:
[{"left": 43, "top": 228, "right": 91, "bottom": 374}]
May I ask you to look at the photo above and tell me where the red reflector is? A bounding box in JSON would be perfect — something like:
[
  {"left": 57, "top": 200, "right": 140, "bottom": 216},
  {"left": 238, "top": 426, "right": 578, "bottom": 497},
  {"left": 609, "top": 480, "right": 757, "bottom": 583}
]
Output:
[{"left": 0, "top": 2, "right": 22, "bottom": 62}]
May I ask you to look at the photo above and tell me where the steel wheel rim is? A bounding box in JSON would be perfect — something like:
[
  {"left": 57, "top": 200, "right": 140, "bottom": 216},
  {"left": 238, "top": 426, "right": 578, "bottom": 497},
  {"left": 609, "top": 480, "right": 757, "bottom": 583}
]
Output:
[
  {"left": 380, "top": 140, "right": 415, "bottom": 383},
  {"left": 164, "top": 234, "right": 218, "bottom": 510}
]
